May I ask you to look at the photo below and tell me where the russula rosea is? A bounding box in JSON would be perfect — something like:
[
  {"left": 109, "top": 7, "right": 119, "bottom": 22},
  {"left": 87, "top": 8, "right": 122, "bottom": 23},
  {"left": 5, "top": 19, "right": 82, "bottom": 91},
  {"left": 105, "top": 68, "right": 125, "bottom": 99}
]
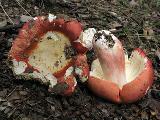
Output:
[
  {"left": 9, "top": 14, "right": 85, "bottom": 95},
  {"left": 76, "top": 30, "right": 154, "bottom": 103}
]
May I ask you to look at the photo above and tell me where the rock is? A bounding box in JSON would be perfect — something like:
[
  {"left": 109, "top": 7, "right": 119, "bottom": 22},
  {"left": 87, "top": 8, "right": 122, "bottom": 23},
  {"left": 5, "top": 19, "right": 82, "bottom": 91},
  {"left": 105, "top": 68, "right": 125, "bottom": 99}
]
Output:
[{"left": 20, "top": 15, "right": 33, "bottom": 22}]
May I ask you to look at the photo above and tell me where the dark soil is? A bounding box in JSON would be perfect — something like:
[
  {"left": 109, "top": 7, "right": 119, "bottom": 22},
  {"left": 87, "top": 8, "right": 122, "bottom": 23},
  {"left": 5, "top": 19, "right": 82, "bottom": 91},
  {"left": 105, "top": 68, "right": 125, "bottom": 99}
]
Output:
[{"left": 0, "top": 0, "right": 160, "bottom": 120}]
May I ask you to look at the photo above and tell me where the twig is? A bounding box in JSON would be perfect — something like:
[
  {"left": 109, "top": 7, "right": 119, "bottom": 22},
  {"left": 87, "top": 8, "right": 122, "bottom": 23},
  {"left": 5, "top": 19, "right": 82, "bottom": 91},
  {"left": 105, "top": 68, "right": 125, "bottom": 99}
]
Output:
[
  {"left": 8, "top": 107, "right": 17, "bottom": 118},
  {"left": 27, "top": 100, "right": 42, "bottom": 107},
  {"left": 0, "top": 1, "right": 14, "bottom": 24},
  {"left": 0, "top": 23, "right": 24, "bottom": 32},
  {"left": 45, "top": 115, "right": 54, "bottom": 120},
  {"left": 121, "top": 12, "right": 140, "bottom": 26},
  {"left": 15, "top": 0, "right": 32, "bottom": 17},
  {"left": 5, "top": 87, "right": 17, "bottom": 99},
  {"left": 40, "top": 0, "right": 45, "bottom": 9}
]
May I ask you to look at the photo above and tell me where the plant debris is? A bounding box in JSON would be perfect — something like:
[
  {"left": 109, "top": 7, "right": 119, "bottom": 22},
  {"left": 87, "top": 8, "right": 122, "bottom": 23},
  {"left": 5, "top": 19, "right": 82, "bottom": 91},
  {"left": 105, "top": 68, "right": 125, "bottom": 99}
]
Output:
[{"left": 0, "top": 0, "right": 159, "bottom": 119}]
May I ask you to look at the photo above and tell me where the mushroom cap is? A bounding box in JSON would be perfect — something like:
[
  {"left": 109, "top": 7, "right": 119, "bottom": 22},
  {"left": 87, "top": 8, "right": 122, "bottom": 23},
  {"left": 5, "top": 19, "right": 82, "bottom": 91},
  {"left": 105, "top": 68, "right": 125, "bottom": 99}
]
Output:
[
  {"left": 10, "top": 16, "right": 82, "bottom": 61},
  {"left": 9, "top": 15, "right": 82, "bottom": 95},
  {"left": 88, "top": 49, "right": 154, "bottom": 103},
  {"left": 120, "top": 48, "right": 154, "bottom": 103},
  {"left": 76, "top": 30, "right": 154, "bottom": 103}
]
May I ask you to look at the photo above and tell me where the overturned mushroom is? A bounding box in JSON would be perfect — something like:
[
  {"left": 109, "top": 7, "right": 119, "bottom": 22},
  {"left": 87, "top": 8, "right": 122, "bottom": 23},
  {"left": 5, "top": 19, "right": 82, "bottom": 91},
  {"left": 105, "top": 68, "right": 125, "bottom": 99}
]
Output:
[
  {"left": 76, "top": 30, "right": 154, "bottom": 103},
  {"left": 9, "top": 14, "right": 84, "bottom": 95}
]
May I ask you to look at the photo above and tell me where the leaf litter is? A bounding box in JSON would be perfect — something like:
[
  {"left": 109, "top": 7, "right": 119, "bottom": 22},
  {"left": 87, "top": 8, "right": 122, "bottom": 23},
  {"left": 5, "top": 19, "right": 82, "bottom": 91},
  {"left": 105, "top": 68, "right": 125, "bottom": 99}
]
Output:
[{"left": 0, "top": 0, "right": 159, "bottom": 119}]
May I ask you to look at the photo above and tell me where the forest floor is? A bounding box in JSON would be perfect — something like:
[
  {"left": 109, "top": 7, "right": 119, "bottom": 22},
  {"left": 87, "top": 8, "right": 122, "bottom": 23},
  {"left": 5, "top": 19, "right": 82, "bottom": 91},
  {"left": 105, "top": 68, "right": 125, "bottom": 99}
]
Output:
[{"left": 0, "top": 0, "right": 160, "bottom": 120}]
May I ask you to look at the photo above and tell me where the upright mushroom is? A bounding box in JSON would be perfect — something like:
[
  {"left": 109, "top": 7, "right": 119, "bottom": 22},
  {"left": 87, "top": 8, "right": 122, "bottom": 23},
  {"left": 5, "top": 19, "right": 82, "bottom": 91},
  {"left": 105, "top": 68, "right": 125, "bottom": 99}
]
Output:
[{"left": 76, "top": 30, "right": 154, "bottom": 103}]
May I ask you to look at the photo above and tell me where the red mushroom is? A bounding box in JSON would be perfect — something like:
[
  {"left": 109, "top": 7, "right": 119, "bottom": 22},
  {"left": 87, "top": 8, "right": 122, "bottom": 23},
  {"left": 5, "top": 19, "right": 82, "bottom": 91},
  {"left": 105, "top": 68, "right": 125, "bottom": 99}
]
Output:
[
  {"left": 9, "top": 14, "right": 84, "bottom": 95},
  {"left": 76, "top": 30, "right": 154, "bottom": 103}
]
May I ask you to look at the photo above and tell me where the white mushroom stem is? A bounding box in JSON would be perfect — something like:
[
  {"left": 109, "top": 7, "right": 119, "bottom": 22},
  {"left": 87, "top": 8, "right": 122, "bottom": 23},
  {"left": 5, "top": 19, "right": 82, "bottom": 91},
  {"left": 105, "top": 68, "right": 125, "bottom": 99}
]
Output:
[{"left": 92, "top": 30, "right": 126, "bottom": 88}]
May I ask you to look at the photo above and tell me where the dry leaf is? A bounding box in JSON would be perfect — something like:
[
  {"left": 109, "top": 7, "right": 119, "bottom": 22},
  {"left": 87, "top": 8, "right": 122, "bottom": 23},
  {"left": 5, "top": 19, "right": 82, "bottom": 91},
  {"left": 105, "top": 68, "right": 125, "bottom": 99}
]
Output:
[{"left": 143, "top": 27, "right": 154, "bottom": 40}]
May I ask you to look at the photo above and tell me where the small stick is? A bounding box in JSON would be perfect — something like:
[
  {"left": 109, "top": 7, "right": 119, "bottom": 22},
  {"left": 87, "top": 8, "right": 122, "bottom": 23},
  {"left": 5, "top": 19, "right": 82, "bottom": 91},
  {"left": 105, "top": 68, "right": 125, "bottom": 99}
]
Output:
[
  {"left": 0, "top": 1, "right": 14, "bottom": 24},
  {"left": 15, "top": 0, "right": 32, "bottom": 17},
  {"left": 0, "top": 23, "right": 24, "bottom": 32},
  {"left": 5, "top": 87, "right": 17, "bottom": 99}
]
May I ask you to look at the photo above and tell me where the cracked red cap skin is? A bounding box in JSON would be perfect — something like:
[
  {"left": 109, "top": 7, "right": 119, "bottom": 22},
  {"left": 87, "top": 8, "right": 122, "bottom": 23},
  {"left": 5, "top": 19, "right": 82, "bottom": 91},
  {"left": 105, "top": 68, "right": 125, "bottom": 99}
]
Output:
[
  {"left": 76, "top": 30, "right": 154, "bottom": 103},
  {"left": 9, "top": 16, "right": 83, "bottom": 95},
  {"left": 72, "top": 42, "right": 88, "bottom": 54},
  {"left": 74, "top": 54, "right": 89, "bottom": 82},
  {"left": 62, "top": 74, "right": 77, "bottom": 96}
]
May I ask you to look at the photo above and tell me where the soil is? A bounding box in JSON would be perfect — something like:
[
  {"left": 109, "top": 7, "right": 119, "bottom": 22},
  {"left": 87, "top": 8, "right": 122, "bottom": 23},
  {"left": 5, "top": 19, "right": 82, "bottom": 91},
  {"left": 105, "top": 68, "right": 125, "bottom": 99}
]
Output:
[{"left": 0, "top": 0, "right": 160, "bottom": 120}]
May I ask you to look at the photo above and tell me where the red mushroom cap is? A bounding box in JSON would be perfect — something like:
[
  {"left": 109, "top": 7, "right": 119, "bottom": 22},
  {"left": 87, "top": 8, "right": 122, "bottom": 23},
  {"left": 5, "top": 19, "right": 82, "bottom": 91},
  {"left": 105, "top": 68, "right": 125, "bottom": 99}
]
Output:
[
  {"left": 120, "top": 48, "right": 154, "bottom": 103},
  {"left": 9, "top": 15, "right": 83, "bottom": 95},
  {"left": 76, "top": 30, "right": 154, "bottom": 103},
  {"left": 62, "top": 74, "right": 77, "bottom": 96}
]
